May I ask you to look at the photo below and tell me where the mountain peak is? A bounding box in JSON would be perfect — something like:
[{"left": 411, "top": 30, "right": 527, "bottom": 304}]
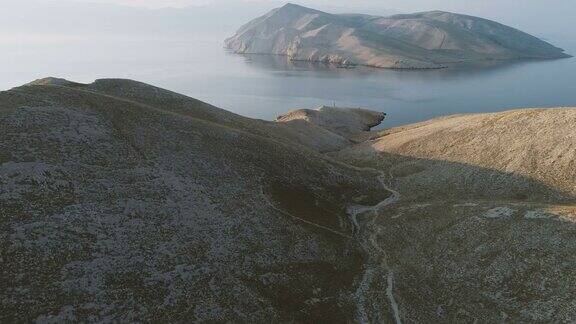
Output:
[
  {"left": 26, "top": 77, "right": 75, "bottom": 86},
  {"left": 25, "top": 77, "right": 92, "bottom": 89},
  {"left": 280, "top": 3, "right": 306, "bottom": 9},
  {"left": 275, "top": 3, "right": 321, "bottom": 14}
]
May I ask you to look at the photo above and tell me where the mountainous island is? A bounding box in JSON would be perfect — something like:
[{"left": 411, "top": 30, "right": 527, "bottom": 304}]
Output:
[
  {"left": 225, "top": 3, "right": 571, "bottom": 69},
  {"left": 2, "top": 78, "right": 576, "bottom": 322}
]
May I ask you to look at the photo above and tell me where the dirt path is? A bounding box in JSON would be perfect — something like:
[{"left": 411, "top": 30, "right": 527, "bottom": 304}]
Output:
[
  {"left": 348, "top": 167, "right": 402, "bottom": 324},
  {"left": 261, "top": 161, "right": 403, "bottom": 323}
]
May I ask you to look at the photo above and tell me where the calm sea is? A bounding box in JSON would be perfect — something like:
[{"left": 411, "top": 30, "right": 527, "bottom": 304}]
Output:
[{"left": 2, "top": 33, "right": 575, "bottom": 127}]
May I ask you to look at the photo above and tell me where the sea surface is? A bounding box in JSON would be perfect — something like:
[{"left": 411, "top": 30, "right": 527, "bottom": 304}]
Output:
[{"left": 2, "top": 32, "right": 575, "bottom": 127}]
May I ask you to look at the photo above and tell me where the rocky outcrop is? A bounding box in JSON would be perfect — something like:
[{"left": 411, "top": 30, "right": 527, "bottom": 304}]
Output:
[
  {"left": 277, "top": 106, "right": 386, "bottom": 138},
  {"left": 225, "top": 3, "right": 571, "bottom": 69}
]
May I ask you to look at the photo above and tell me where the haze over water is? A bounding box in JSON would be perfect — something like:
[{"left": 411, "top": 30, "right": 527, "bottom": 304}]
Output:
[{"left": 2, "top": 2, "right": 575, "bottom": 127}]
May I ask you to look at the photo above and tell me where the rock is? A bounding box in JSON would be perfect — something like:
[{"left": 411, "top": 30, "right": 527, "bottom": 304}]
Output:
[
  {"left": 483, "top": 207, "right": 516, "bottom": 219},
  {"left": 524, "top": 210, "right": 554, "bottom": 219},
  {"left": 277, "top": 106, "right": 386, "bottom": 138}
]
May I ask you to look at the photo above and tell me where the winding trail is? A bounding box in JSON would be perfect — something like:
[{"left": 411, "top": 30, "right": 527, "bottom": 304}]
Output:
[
  {"left": 261, "top": 163, "right": 403, "bottom": 323},
  {"left": 387, "top": 270, "right": 402, "bottom": 324},
  {"left": 348, "top": 167, "right": 403, "bottom": 324}
]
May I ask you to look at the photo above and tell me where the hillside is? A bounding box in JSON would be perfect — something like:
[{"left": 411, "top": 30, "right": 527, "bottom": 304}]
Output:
[
  {"left": 335, "top": 108, "right": 576, "bottom": 201},
  {"left": 331, "top": 108, "right": 576, "bottom": 322},
  {"left": 2, "top": 78, "right": 576, "bottom": 322},
  {"left": 0, "top": 78, "right": 388, "bottom": 322},
  {"left": 225, "top": 3, "right": 571, "bottom": 69}
]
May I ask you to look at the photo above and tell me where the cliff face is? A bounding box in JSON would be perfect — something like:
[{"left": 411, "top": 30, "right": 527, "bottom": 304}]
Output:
[{"left": 225, "top": 3, "right": 571, "bottom": 69}]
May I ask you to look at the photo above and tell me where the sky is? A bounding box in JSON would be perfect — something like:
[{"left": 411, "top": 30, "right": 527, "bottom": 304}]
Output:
[
  {"left": 17, "top": 0, "right": 571, "bottom": 38},
  {"left": 1, "top": 0, "right": 574, "bottom": 42},
  {"left": 52, "top": 0, "right": 576, "bottom": 14}
]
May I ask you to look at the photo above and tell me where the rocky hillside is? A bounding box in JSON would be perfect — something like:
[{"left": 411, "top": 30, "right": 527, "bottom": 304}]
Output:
[
  {"left": 225, "top": 3, "right": 571, "bottom": 69},
  {"left": 2, "top": 78, "right": 576, "bottom": 322},
  {"left": 335, "top": 108, "right": 576, "bottom": 202},
  {"left": 0, "top": 78, "right": 388, "bottom": 322},
  {"left": 332, "top": 108, "right": 576, "bottom": 322}
]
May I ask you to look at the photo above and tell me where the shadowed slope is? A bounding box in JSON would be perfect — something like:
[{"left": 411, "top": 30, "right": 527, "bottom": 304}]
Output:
[{"left": 0, "top": 78, "right": 389, "bottom": 322}]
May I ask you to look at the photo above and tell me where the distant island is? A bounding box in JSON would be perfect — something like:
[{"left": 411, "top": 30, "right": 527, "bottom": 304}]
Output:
[{"left": 225, "top": 3, "right": 571, "bottom": 69}]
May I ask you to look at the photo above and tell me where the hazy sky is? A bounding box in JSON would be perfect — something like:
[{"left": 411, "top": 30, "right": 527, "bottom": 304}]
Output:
[
  {"left": 55, "top": 0, "right": 575, "bottom": 13},
  {"left": 34, "top": 0, "right": 575, "bottom": 33},
  {"left": 3, "top": 0, "right": 575, "bottom": 40}
]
